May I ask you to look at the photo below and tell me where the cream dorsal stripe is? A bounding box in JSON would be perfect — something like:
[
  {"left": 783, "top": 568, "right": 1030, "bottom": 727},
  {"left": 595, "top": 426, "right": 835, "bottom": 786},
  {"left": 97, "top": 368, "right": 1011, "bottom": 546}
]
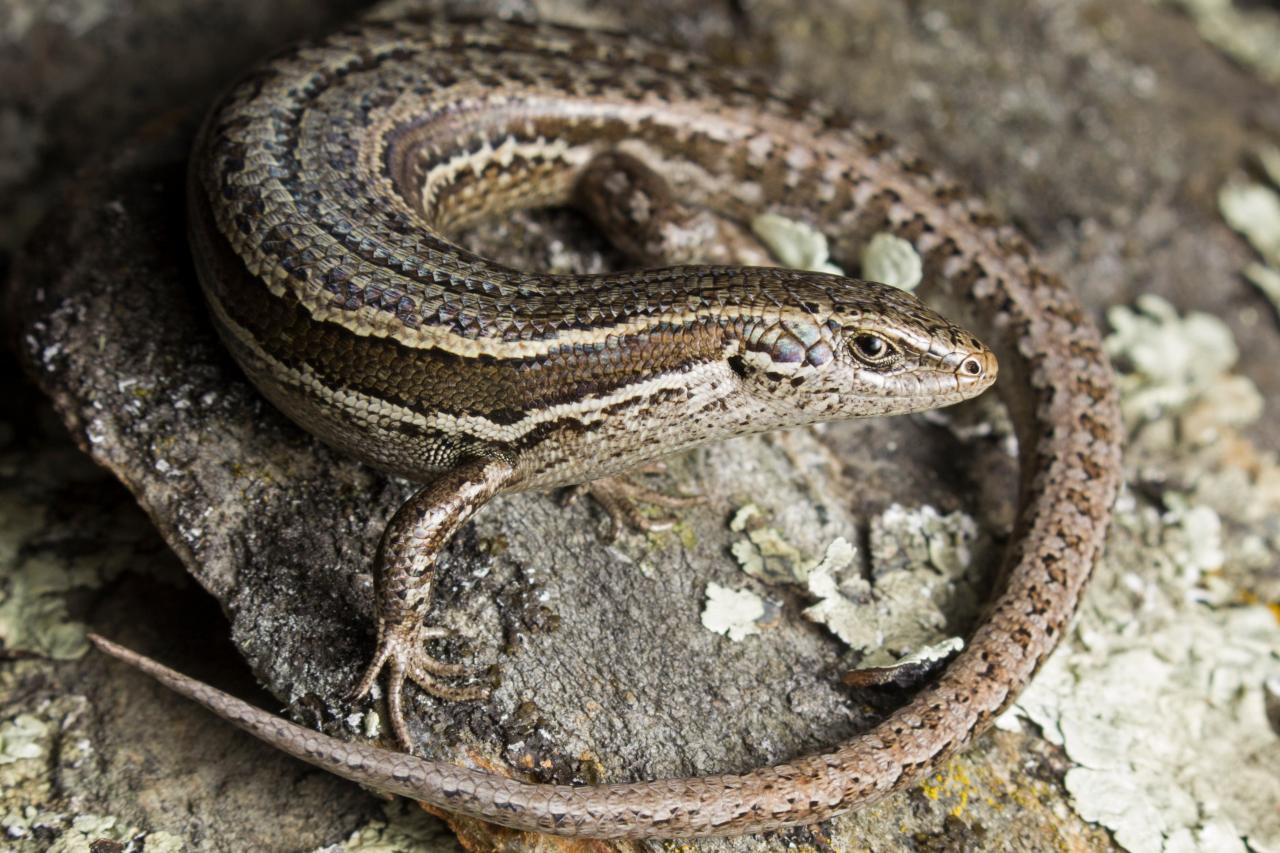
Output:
[{"left": 93, "top": 15, "right": 1122, "bottom": 840}]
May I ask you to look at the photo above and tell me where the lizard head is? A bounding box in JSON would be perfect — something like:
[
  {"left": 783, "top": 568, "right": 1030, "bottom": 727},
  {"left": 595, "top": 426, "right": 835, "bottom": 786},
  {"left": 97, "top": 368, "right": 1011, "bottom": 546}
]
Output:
[{"left": 727, "top": 273, "right": 997, "bottom": 422}]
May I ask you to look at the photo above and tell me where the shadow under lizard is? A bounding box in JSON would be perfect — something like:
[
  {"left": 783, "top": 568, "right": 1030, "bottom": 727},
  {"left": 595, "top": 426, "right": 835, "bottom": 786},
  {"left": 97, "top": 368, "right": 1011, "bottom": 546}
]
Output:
[{"left": 90, "top": 15, "right": 1123, "bottom": 840}]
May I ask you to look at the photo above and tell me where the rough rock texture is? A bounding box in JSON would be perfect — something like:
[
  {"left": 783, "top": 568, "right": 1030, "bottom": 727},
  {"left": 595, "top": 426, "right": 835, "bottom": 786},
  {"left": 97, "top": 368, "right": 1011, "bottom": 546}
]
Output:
[
  {"left": 0, "top": 0, "right": 373, "bottom": 253},
  {"left": 3, "top": 0, "right": 1279, "bottom": 851}
]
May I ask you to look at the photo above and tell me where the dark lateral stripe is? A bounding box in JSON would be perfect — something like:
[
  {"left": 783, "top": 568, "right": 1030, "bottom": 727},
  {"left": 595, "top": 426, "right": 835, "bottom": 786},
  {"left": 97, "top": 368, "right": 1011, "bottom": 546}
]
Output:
[{"left": 194, "top": 190, "right": 724, "bottom": 424}]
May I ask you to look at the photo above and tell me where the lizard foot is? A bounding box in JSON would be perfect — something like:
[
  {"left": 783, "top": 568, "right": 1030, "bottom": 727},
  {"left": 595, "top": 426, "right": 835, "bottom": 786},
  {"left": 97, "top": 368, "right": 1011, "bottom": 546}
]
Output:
[
  {"left": 563, "top": 464, "right": 703, "bottom": 540},
  {"left": 349, "top": 622, "right": 489, "bottom": 751}
]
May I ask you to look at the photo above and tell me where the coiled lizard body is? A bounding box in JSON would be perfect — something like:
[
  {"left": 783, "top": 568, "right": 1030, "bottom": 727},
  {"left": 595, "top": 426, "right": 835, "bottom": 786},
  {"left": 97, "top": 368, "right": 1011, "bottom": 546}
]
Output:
[{"left": 91, "top": 15, "right": 1123, "bottom": 840}]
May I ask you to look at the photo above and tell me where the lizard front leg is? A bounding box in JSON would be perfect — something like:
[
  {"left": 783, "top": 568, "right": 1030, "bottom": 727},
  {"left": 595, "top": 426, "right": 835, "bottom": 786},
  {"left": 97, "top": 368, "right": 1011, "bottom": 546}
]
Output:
[{"left": 351, "top": 454, "right": 515, "bottom": 751}]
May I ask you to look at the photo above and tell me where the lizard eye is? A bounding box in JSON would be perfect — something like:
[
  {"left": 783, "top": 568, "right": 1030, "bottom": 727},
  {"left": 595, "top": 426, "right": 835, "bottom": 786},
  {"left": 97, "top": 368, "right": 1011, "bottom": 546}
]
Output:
[{"left": 851, "top": 334, "right": 896, "bottom": 364}]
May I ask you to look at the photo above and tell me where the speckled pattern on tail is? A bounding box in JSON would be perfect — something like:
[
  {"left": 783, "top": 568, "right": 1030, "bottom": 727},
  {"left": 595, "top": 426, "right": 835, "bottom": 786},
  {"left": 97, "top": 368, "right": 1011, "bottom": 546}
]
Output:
[{"left": 94, "top": 16, "right": 1121, "bottom": 839}]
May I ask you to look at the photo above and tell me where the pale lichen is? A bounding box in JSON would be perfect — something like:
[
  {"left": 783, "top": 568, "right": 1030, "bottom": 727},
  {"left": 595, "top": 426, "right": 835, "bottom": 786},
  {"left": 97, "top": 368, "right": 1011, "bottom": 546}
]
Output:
[
  {"left": 727, "top": 502, "right": 980, "bottom": 664},
  {"left": 1259, "top": 143, "right": 1280, "bottom": 189},
  {"left": 749, "top": 214, "right": 925, "bottom": 292},
  {"left": 1003, "top": 299, "right": 1280, "bottom": 853},
  {"left": 1104, "top": 294, "right": 1261, "bottom": 437},
  {"left": 750, "top": 213, "right": 844, "bottom": 275},
  {"left": 860, "top": 232, "right": 923, "bottom": 292},
  {"left": 728, "top": 503, "right": 808, "bottom": 585},
  {"left": 1218, "top": 160, "right": 1280, "bottom": 318},
  {"left": 700, "top": 582, "right": 767, "bottom": 642},
  {"left": 1245, "top": 263, "right": 1280, "bottom": 320},
  {"left": 1219, "top": 180, "right": 1280, "bottom": 267},
  {"left": 1152, "top": 0, "right": 1280, "bottom": 85},
  {"left": 0, "top": 714, "right": 46, "bottom": 766},
  {"left": 11, "top": 811, "right": 167, "bottom": 853}
]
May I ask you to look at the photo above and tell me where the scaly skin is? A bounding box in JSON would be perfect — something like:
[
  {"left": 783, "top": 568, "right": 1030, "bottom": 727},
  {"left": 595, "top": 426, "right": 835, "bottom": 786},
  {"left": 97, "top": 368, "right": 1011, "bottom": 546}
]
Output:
[{"left": 92, "top": 15, "right": 1122, "bottom": 840}]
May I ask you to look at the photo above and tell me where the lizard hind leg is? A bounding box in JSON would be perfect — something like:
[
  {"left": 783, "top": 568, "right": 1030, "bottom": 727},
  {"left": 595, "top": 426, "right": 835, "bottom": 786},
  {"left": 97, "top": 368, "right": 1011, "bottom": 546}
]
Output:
[
  {"left": 350, "top": 455, "right": 514, "bottom": 752},
  {"left": 573, "top": 150, "right": 778, "bottom": 269}
]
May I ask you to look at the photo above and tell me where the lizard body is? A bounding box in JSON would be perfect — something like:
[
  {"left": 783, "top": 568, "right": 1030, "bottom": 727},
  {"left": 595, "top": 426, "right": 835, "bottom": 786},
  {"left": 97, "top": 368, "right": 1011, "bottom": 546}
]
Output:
[{"left": 92, "top": 15, "right": 1121, "bottom": 839}]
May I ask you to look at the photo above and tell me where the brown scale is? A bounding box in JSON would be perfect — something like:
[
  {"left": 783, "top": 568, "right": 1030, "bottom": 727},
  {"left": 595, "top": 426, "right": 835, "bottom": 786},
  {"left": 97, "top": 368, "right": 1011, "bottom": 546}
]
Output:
[{"left": 97, "top": 15, "right": 1120, "bottom": 840}]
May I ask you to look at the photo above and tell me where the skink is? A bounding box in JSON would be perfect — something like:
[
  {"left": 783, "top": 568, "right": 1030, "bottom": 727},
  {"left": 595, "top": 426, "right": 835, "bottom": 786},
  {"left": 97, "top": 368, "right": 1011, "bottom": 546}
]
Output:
[{"left": 91, "top": 15, "right": 1122, "bottom": 840}]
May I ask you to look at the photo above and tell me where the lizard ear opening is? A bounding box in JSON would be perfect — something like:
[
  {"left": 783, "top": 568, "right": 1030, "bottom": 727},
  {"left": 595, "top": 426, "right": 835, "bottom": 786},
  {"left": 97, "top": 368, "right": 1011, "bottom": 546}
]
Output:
[{"left": 727, "top": 354, "right": 755, "bottom": 380}]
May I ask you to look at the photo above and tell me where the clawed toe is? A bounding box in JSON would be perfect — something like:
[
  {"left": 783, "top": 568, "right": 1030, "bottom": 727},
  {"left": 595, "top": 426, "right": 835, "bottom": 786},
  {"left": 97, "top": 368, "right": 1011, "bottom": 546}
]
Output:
[
  {"left": 407, "top": 663, "right": 490, "bottom": 701},
  {"left": 350, "top": 626, "right": 488, "bottom": 751},
  {"left": 348, "top": 642, "right": 393, "bottom": 702}
]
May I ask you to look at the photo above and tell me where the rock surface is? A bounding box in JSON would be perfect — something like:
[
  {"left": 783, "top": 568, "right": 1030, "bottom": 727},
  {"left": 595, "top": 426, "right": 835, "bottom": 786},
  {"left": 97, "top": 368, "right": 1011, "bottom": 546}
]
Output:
[{"left": 3, "top": 0, "right": 1279, "bottom": 851}]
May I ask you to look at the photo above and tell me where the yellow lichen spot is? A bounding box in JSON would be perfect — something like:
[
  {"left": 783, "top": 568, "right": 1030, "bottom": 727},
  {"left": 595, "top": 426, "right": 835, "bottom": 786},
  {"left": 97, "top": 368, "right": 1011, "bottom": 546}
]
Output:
[
  {"left": 920, "top": 775, "right": 944, "bottom": 801},
  {"left": 638, "top": 515, "right": 696, "bottom": 551},
  {"left": 1268, "top": 601, "right": 1280, "bottom": 624},
  {"left": 915, "top": 759, "right": 979, "bottom": 818},
  {"left": 950, "top": 787, "right": 970, "bottom": 818},
  {"left": 948, "top": 762, "right": 975, "bottom": 817}
]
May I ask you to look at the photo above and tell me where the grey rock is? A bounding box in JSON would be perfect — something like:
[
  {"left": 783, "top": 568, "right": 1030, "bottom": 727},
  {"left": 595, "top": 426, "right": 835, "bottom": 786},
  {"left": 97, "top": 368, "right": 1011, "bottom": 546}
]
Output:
[{"left": 7, "top": 0, "right": 1278, "bottom": 850}]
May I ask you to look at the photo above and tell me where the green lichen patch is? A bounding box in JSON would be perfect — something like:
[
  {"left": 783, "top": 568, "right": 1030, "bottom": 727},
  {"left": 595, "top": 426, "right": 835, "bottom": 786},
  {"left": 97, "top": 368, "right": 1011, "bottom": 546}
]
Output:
[
  {"left": 0, "top": 409, "right": 171, "bottom": 663},
  {"left": 2, "top": 805, "right": 176, "bottom": 853},
  {"left": 860, "top": 233, "right": 923, "bottom": 292},
  {"left": 327, "top": 799, "right": 464, "bottom": 852},
  {"left": 0, "top": 492, "right": 131, "bottom": 661},
  {"left": 0, "top": 714, "right": 47, "bottom": 766},
  {"left": 750, "top": 213, "right": 845, "bottom": 275}
]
